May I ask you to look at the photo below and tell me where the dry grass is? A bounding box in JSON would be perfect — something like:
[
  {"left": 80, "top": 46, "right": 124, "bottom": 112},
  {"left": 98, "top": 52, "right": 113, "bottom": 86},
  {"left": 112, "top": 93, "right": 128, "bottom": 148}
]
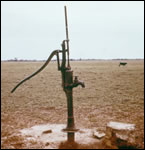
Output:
[{"left": 1, "top": 60, "right": 144, "bottom": 149}]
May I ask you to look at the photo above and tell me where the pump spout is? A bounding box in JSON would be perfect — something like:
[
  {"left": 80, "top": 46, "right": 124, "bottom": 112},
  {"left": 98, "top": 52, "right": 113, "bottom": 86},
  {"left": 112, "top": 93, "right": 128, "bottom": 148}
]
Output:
[
  {"left": 77, "top": 80, "right": 85, "bottom": 88},
  {"left": 73, "top": 76, "right": 85, "bottom": 88},
  {"left": 65, "top": 76, "right": 85, "bottom": 89}
]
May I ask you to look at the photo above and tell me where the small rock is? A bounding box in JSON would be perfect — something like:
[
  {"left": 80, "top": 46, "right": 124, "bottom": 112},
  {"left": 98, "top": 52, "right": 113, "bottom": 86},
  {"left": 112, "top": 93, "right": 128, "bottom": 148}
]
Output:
[
  {"left": 45, "top": 142, "right": 50, "bottom": 146},
  {"left": 78, "top": 130, "right": 85, "bottom": 134},
  {"left": 93, "top": 131, "right": 105, "bottom": 139},
  {"left": 42, "top": 130, "right": 52, "bottom": 134}
]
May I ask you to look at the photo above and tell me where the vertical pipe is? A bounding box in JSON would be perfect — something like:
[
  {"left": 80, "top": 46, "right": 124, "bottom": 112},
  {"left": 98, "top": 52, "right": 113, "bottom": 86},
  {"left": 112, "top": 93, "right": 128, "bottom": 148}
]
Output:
[
  {"left": 68, "top": 132, "right": 75, "bottom": 142},
  {"left": 64, "top": 6, "right": 70, "bottom": 68},
  {"left": 65, "top": 70, "right": 75, "bottom": 142}
]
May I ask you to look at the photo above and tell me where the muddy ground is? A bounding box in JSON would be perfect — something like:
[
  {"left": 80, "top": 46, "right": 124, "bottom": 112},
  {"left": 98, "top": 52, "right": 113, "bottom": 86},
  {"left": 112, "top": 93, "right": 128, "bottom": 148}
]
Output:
[{"left": 1, "top": 60, "right": 144, "bottom": 149}]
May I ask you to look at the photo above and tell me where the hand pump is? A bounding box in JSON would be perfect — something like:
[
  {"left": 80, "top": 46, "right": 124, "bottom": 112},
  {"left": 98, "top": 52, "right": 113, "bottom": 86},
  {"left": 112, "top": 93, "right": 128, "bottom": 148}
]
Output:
[{"left": 11, "top": 6, "right": 85, "bottom": 143}]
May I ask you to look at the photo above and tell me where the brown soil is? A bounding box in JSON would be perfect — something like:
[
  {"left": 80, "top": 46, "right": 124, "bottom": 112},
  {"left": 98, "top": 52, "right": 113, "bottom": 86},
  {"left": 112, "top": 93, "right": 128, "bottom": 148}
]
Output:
[{"left": 1, "top": 60, "right": 144, "bottom": 149}]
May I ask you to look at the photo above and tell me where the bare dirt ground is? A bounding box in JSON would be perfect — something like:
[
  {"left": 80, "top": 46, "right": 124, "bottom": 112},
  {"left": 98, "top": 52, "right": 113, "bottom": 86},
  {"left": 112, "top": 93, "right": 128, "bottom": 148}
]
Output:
[{"left": 1, "top": 60, "right": 144, "bottom": 149}]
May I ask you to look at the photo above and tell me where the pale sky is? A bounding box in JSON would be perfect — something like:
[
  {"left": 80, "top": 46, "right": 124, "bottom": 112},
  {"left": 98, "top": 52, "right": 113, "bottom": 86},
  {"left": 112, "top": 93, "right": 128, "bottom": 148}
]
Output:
[{"left": 1, "top": 1, "right": 144, "bottom": 60}]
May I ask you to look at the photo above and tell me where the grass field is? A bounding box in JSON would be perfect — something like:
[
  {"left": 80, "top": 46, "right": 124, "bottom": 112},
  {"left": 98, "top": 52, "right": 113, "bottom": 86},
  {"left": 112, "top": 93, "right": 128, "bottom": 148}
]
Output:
[{"left": 1, "top": 60, "right": 144, "bottom": 149}]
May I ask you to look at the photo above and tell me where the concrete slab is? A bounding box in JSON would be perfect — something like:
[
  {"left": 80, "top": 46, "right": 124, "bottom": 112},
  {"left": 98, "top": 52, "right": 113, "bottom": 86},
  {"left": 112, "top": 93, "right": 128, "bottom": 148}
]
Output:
[
  {"left": 107, "top": 121, "right": 135, "bottom": 131},
  {"left": 20, "top": 123, "right": 99, "bottom": 149}
]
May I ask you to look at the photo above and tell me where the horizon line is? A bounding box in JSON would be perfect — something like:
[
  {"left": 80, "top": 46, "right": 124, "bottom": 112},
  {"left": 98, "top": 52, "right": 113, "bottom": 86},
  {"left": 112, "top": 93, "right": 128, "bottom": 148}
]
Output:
[{"left": 1, "top": 58, "right": 144, "bottom": 62}]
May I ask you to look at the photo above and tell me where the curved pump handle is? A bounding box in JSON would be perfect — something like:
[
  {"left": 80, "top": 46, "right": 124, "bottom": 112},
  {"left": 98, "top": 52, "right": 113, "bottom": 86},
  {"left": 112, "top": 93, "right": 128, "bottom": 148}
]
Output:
[{"left": 11, "top": 50, "right": 61, "bottom": 93}]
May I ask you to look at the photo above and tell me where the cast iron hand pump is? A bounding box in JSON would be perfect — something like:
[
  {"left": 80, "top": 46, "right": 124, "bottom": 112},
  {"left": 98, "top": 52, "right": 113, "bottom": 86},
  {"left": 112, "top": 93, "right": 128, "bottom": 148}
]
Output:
[{"left": 11, "top": 6, "right": 85, "bottom": 143}]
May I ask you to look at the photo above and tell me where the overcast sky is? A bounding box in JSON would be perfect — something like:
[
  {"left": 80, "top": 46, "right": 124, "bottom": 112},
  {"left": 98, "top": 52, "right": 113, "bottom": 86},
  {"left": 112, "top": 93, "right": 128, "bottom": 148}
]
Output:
[{"left": 1, "top": 1, "right": 144, "bottom": 60}]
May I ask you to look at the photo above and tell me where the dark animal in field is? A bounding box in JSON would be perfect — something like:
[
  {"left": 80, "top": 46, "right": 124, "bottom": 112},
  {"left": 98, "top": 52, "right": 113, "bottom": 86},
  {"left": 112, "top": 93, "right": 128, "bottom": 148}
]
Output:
[{"left": 119, "top": 62, "right": 127, "bottom": 67}]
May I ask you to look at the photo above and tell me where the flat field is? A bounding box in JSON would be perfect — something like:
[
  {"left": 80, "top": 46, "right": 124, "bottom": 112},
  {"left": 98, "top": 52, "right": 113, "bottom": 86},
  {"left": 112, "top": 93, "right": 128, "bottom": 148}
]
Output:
[{"left": 1, "top": 60, "right": 144, "bottom": 149}]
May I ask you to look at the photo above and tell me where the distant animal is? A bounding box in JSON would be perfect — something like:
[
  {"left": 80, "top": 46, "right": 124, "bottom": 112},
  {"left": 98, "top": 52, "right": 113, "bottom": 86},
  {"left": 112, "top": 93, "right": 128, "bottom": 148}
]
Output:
[{"left": 119, "top": 62, "right": 127, "bottom": 67}]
